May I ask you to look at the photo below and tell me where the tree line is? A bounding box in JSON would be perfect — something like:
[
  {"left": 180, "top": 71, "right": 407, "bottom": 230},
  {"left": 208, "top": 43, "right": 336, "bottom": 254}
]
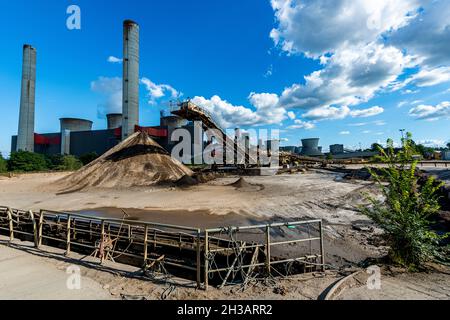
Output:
[{"left": 0, "top": 151, "right": 98, "bottom": 173}]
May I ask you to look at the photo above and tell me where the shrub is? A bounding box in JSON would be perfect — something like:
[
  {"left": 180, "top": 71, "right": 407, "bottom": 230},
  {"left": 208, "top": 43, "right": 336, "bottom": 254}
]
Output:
[
  {"left": 7, "top": 151, "right": 48, "bottom": 172},
  {"left": 0, "top": 153, "right": 7, "bottom": 173},
  {"left": 79, "top": 152, "right": 98, "bottom": 165},
  {"left": 361, "top": 133, "right": 449, "bottom": 269},
  {"left": 58, "top": 155, "right": 83, "bottom": 171},
  {"left": 44, "top": 154, "right": 64, "bottom": 170}
]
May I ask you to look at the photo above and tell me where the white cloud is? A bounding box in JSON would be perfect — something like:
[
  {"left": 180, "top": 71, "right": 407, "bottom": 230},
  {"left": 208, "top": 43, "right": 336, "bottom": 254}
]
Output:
[
  {"left": 389, "top": 1, "right": 450, "bottom": 68},
  {"left": 287, "top": 119, "right": 315, "bottom": 130},
  {"left": 302, "top": 105, "right": 383, "bottom": 121},
  {"left": 406, "top": 67, "right": 450, "bottom": 87},
  {"left": 397, "top": 101, "right": 408, "bottom": 108},
  {"left": 91, "top": 76, "right": 122, "bottom": 94},
  {"left": 417, "top": 139, "right": 446, "bottom": 147},
  {"left": 409, "top": 101, "right": 450, "bottom": 121},
  {"left": 349, "top": 106, "right": 384, "bottom": 118},
  {"left": 287, "top": 111, "right": 296, "bottom": 120},
  {"left": 373, "top": 120, "right": 386, "bottom": 126},
  {"left": 140, "top": 77, "right": 181, "bottom": 105},
  {"left": 107, "top": 56, "right": 123, "bottom": 64},
  {"left": 191, "top": 94, "right": 286, "bottom": 128},
  {"left": 264, "top": 64, "right": 273, "bottom": 78},
  {"left": 91, "top": 76, "right": 182, "bottom": 117},
  {"left": 302, "top": 106, "right": 350, "bottom": 121},
  {"left": 278, "top": 43, "right": 410, "bottom": 111},
  {"left": 267, "top": 0, "right": 450, "bottom": 129},
  {"left": 91, "top": 76, "right": 122, "bottom": 117},
  {"left": 349, "top": 120, "right": 386, "bottom": 127},
  {"left": 349, "top": 122, "right": 368, "bottom": 127},
  {"left": 402, "top": 89, "right": 419, "bottom": 95},
  {"left": 339, "top": 131, "right": 350, "bottom": 135},
  {"left": 248, "top": 92, "right": 279, "bottom": 109},
  {"left": 270, "top": 0, "right": 419, "bottom": 58}
]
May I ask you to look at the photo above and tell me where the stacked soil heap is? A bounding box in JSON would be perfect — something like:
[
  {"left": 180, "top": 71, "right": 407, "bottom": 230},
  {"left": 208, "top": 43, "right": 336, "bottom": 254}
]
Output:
[{"left": 57, "top": 131, "right": 193, "bottom": 192}]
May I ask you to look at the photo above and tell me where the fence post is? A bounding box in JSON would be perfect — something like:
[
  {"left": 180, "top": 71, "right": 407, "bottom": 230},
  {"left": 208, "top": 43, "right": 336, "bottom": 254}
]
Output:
[
  {"left": 29, "top": 210, "right": 38, "bottom": 248},
  {"left": 100, "top": 220, "right": 105, "bottom": 264},
  {"left": 7, "top": 208, "right": 13, "bottom": 242},
  {"left": 204, "top": 230, "right": 209, "bottom": 291},
  {"left": 66, "top": 215, "right": 71, "bottom": 256},
  {"left": 196, "top": 230, "right": 201, "bottom": 289},
  {"left": 38, "top": 210, "right": 44, "bottom": 247},
  {"left": 143, "top": 225, "right": 148, "bottom": 263},
  {"left": 265, "top": 225, "right": 271, "bottom": 275},
  {"left": 319, "top": 220, "right": 325, "bottom": 272}
]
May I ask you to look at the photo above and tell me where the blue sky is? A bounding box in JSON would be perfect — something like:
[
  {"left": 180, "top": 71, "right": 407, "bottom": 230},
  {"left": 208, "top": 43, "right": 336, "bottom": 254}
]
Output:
[{"left": 1, "top": 0, "right": 450, "bottom": 156}]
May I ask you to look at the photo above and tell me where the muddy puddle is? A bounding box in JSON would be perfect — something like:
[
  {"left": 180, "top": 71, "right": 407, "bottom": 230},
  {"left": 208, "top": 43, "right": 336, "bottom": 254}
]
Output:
[{"left": 73, "top": 207, "right": 268, "bottom": 229}]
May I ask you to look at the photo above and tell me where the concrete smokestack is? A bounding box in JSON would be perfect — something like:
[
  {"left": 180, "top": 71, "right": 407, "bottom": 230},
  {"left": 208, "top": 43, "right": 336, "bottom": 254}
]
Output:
[
  {"left": 17, "top": 44, "right": 37, "bottom": 152},
  {"left": 122, "top": 20, "right": 140, "bottom": 140}
]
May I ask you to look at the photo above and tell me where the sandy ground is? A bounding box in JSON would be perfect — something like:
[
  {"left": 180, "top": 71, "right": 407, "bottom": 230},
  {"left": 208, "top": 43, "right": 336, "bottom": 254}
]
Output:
[
  {"left": 2, "top": 236, "right": 449, "bottom": 300},
  {"left": 333, "top": 265, "right": 450, "bottom": 300},
  {"left": 0, "top": 170, "right": 386, "bottom": 267},
  {"left": 0, "top": 240, "right": 111, "bottom": 300},
  {"left": 0, "top": 170, "right": 373, "bottom": 224},
  {"left": 0, "top": 171, "right": 449, "bottom": 299}
]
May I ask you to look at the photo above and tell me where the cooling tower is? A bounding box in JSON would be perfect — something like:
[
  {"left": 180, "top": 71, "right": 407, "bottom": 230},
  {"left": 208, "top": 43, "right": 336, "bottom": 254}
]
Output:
[
  {"left": 300, "top": 138, "right": 324, "bottom": 156},
  {"left": 59, "top": 118, "right": 93, "bottom": 155},
  {"left": 106, "top": 113, "right": 122, "bottom": 129},
  {"left": 122, "top": 20, "right": 140, "bottom": 140},
  {"left": 60, "top": 118, "right": 93, "bottom": 132},
  {"left": 330, "top": 144, "right": 344, "bottom": 155},
  {"left": 17, "top": 44, "right": 37, "bottom": 152}
]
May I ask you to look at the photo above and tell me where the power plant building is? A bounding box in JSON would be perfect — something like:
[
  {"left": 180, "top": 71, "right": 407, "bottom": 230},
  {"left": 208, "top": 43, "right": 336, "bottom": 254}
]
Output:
[
  {"left": 10, "top": 19, "right": 253, "bottom": 165},
  {"left": 11, "top": 20, "right": 173, "bottom": 158}
]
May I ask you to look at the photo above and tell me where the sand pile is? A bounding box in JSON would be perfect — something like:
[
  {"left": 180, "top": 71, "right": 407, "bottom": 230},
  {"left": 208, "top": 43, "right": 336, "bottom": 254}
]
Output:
[
  {"left": 230, "top": 177, "right": 252, "bottom": 189},
  {"left": 57, "top": 132, "right": 193, "bottom": 192},
  {"left": 228, "top": 177, "right": 263, "bottom": 191}
]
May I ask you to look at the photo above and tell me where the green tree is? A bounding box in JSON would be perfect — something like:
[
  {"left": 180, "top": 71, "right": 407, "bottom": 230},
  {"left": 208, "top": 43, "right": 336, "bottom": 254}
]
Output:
[
  {"left": 0, "top": 152, "right": 7, "bottom": 173},
  {"left": 371, "top": 143, "right": 383, "bottom": 152},
  {"left": 7, "top": 151, "right": 48, "bottom": 172},
  {"left": 44, "top": 154, "right": 64, "bottom": 170},
  {"left": 79, "top": 152, "right": 98, "bottom": 165},
  {"left": 362, "top": 133, "right": 449, "bottom": 269},
  {"left": 57, "top": 155, "right": 83, "bottom": 171}
]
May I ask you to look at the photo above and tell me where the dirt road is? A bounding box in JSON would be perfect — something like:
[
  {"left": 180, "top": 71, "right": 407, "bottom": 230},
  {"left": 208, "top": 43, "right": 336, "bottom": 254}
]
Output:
[{"left": 0, "top": 241, "right": 111, "bottom": 300}]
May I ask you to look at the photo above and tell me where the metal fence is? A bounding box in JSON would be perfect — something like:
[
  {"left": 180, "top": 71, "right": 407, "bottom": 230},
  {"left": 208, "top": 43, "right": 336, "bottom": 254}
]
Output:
[{"left": 0, "top": 206, "right": 324, "bottom": 290}]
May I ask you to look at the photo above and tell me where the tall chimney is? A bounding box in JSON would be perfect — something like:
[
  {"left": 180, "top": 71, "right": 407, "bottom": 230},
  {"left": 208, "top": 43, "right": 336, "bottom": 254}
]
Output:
[
  {"left": 122, "top": 20, "right": 140, "bottom": 140},
  {"left": 17, "top": 44, "right": 37, "bottom": 152}
]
